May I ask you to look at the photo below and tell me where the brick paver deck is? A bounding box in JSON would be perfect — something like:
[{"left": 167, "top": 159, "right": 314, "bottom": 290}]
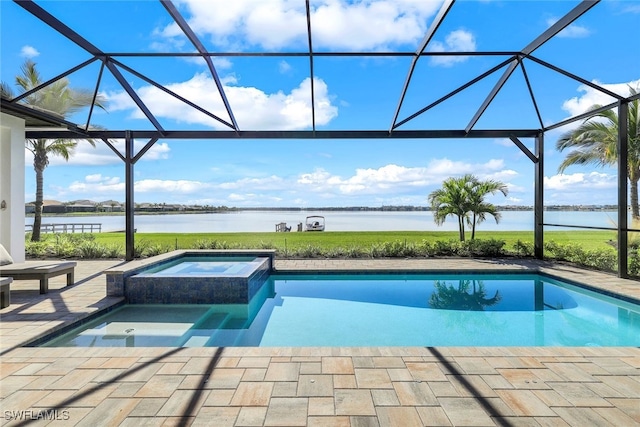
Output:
[{"left": 1, "top": 258, "right": 639, "bottom": 426}]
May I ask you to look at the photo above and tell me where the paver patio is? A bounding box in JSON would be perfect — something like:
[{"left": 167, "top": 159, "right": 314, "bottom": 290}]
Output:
[{"left": 1, "top": 258, "right": 639, "bottom": 426}]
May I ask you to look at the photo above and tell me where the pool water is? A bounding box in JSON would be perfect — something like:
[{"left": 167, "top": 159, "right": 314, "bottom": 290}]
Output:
[
  {"left": 140, "top": 256, "right": 260, "bottom": 276},
  {"left": 41, "top": 274, "right": 640, "bottom": 347}
]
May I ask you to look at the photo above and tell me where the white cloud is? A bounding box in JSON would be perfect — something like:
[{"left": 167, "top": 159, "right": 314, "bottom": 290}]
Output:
[
  {"left": 42, "top": 156, "right": 525, "bottom": 206},
  {"left": 157, "top": 0, "right": 442, "bottom": 51},
  {"left": 212, "top": 57, "right": 233, "bottom": 70},
  {"left": 550, "top": 79, "right": 640, "bottom": 137},
  {"left": 135, "top": 179, "right": 211, "bottom": 193},
  {"left": 106, "top": 74, "right": 338, "bottom": 130},
  {"left": 425, "top": 158, "right": 504, "bottom": 176},
  {"left": 218, "top": 175, "right": 285, "bottom": 190},
  {"left": 39, "top": 140, "right": 171, "bottom": 167},
  {"left": 58, "top": 173, "right": 219, "bottom": 201},
  {"left": 294, "top": 159, "right": 512, "bottom": 196},
  {"left": 562, "top": 79, "right": 640, "bottom": 117},
  {"left": 494, "top": 138, "right": 514, "bottom": 147},
  {"left": 623, "top": 4, "right": 640, "bottom": 14},
  {"left": 544, "top": 171, "right": 616, "bottom": 191},
  {"left": 546, "top": 17, "right": 590, "bottom": 38},
  {"left": 62, "top": 176, "right": 211, "bottom": 197},
  {"left": 544, "top": 172, "right": 618, "bottom": 205},
  {"left": 85, "top": 174, "right": 104, "bottom": 183},
  {"left": 66, "top": 176, "right": 124, "bottom": 194},
  {"left": 279, "top": 60, "right": 292, "bottom": 74},
  {"left": 428, "top": 29, "right": 477, "bottom": 67},
  {"left": 20, "top": 45, "right": 39, "bottom": 58}
]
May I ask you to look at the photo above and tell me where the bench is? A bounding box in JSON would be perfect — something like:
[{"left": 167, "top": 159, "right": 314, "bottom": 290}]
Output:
[
  {"left": 0, "top": 261, "right": 77, "bottom": 294},
  {"left": 0, "top": 277, "right": 12, "bottom": 308}
]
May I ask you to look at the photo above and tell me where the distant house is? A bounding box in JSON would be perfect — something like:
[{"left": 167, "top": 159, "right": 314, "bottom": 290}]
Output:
[
  {"left": 99, "top": 200, "right": 124, "bottom": 212},
  {"left": 187, "top": 205, "right": 206, "bottom": 211},
  {"left": 165, "top": 204, "right": 185, "bottom": 211},
  {"left": 136, "top": 203, "right": 162, "bottom": 212},
  {"left": 25, "top": 200, "right": 66, "bottom": 214},
  {"left": 67, "top": 200, "right": 97, "bottom": 213}
]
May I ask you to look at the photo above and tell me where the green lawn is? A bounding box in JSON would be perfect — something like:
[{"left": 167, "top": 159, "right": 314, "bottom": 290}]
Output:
[{"left": 92, "top": 230, "right": 616, "bottom": 252}]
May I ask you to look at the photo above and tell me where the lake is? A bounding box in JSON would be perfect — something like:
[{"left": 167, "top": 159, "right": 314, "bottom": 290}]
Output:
[{"left": 26, "top": 210, "right": 622, "bottom": 233}]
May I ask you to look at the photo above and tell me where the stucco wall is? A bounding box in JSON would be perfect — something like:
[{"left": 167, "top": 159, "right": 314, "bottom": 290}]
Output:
[{"left": 0, "top": 113, "right": 26, "bottom": 262}]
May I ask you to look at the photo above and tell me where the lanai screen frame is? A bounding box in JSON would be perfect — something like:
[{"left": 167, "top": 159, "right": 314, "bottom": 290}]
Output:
[{"left": 1, "top": 0, "right": 637, "bottom": 276}]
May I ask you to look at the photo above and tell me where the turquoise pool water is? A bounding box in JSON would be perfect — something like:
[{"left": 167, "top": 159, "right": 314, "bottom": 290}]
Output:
[
  {"left": 41, "top": 274, "right": 640, "bottom": 347},
  {"left": 140, "top": 256, "right": 260, "bottom": 276}
]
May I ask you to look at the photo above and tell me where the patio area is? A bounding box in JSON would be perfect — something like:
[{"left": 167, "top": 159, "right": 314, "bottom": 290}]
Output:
[{"left": 1, "top": 258, "right": 639, "bottom": 426}]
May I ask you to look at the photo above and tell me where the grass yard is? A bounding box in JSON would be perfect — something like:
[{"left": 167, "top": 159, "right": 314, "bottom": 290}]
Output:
[{"left": 92, "top": 230, "right": 617, "bottom": 252}]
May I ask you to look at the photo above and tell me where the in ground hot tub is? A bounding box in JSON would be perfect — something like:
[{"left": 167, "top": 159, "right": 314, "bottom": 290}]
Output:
[{"left": 106, "top": 250, "right": 274, "bottom": 304}]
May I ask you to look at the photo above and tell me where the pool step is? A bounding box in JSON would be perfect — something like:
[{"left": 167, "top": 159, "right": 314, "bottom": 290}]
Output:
[
  {"left": 202, "top": 316, "right": 253, "bottom": 347},
  {"left": 178, "top": 310, "right": 233, "bottom": 347}
]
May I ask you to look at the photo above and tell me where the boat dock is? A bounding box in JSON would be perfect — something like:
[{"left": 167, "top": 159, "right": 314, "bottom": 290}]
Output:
[{"left": 25, "top": 223, "right": 102, "bottom": 233}]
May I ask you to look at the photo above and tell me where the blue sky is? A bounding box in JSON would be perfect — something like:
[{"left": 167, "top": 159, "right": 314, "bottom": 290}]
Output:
[{"left": 1, "top": 0, "right": 639, "bottom": 208}]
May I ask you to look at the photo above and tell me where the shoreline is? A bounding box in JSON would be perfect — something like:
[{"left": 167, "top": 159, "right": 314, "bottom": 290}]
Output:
[{"left": 26, "top": 205, "right": 620, "bottom": 218}]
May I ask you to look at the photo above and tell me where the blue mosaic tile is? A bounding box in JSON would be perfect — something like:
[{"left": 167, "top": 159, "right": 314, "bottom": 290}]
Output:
[{"left": 122, "top": 255, "right": 271, "bottom": 304}]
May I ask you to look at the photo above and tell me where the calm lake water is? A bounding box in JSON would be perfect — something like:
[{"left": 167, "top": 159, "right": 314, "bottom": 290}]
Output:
[{"left": 27, "top": 210, "right": 621, "bottom": 233}]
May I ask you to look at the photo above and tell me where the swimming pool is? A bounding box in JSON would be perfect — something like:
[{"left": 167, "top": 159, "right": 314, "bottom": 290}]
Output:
[{"left": 40, "top": 273, "right": 640, "bottom": 347}]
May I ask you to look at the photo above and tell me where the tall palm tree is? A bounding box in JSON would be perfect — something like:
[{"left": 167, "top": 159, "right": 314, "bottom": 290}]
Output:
[
  {"left": 428, "top": 174, "right": 476, "bottom": 241},
  {"left": 556, "top": 86, "right": 640, "bottom": 218},
  {"left": 468, "top": 180, "right": 509, "bottom": 240},
  {"left": 428, "top": 174, "right": 508, "bottom": 241},
  {"left": 2, "top": 60, "right": 105, "bottom": 241}
]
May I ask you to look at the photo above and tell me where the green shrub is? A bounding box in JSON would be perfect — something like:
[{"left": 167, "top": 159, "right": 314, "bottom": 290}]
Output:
[
  {"left": 368, "top": 242, "right": 385, "bottom": 258},
  {"left": 512, "top": 240, "right": 534, "bottom": 257},
  {"left": 458, "top": 239, "right": 505, "bottom": 257},
  {"left": 133, "top": 239, "right": 151, "bottom": 258},
  {"left": 76, "top": 241, "right": 108, "bottom": 259},
  {"left": 25, "top": 240, "right": 49, "bottom": 258},
  {"left": 104, "top": 244, "right": 124, "bottom": 259},
  {"left": 145, "top": 243, "right": 172, "bottom": 257},
  {"left": 628, "top": 250, "right": 640, "bottom": 276},
  {"left": 343, "top": 246, "right": 366, "bottom": 258},
  {"left": 544, "top": 241, "right": 566, "bottom": 259},
  {"left": 191, "top": 239, "right": 218, "bottom": 249},
  {"left": 292, "top": 244, "right": 323, "bottom": 258},
  {"left": 255, "top": 240, "right": 275, "bottom": 249},
  {"left": 582, "top": 249, "right": 616, "bottom": 272},
  {"left": 366, "top": 240, "right": 421, "bottom": 258},
  {"left": 431, "top": 240, "right": 458, "bottom": 256},
  {"left": 51, "top": 234, "right": 77, "bottom": 258},
  {"left": 544, "top": 240, "right": 617, "bottom": 272},
  {"left": 380, "top": 241, "right": 402, "bottom": 257},
  {"left": 419, "top": 240, "right": 434, "bottom": 256},
  {"left": 325, "top": 247, "right": 347, "bottom": 258}
]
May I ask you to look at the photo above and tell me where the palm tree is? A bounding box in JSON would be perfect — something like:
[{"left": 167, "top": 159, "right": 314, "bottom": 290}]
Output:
[
  {"left": 2, "top": 60, "right": 105, "bottom": 241},
  {"left": 468, "top": 180, "right": 509, "bottom": 240},
  {"left": 556, "top": 86, "right": 640, "bottom": 218},
  {"left": 428, "top": 174, "right": 476, "bottom": 241},
  {"left": 428, "top": 174, "right": 508, "bottom": 241}
]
